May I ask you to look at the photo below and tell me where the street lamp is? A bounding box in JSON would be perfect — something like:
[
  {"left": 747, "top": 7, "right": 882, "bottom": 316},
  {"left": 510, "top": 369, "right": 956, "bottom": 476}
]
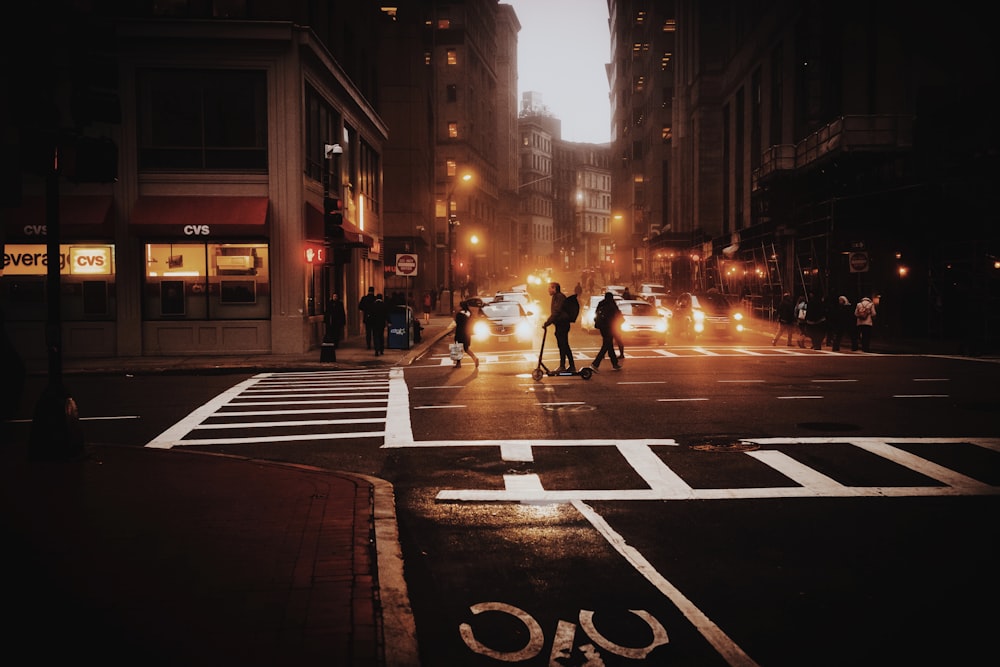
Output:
[{"left": 446, "top": 172, "right": 472, "bottom": 312}]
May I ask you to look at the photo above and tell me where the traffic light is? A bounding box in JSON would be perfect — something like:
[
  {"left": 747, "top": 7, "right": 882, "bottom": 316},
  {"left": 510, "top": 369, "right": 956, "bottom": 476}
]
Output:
[{"left": 324, "top": 195, "right": 343, "bottom": 239}]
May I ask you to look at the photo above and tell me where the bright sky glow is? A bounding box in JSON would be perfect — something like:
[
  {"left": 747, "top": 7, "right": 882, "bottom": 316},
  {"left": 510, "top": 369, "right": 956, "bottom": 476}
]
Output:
[{"left": 505, "top": 0, "right": 612, "bottom": 144}]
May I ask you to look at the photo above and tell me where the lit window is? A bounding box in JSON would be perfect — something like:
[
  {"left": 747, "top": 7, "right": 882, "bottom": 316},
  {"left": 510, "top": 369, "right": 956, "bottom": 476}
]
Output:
[
  {"left": 662, "top": 126, "right": 672, "bottom": 141},
  {"left": 446, "top": 159, "right": 457, "bottom": 176},
  {"left": 663, "top": 19, "right": 676, "bottom": 32},
  {"left": 447, "top": 49, "right": 457, "bottom": 65},
  {"left": 661, "top": 52, "right": 672, "bottom": 69},
  {"left": 448, "top": 122, "right": 458, "bottom": 138},
  {"left": 424, "top": 51, "right": 431, "bottom": 65},
  {"left": 438, "top": 19, "right": 450, "bottom": 29}
]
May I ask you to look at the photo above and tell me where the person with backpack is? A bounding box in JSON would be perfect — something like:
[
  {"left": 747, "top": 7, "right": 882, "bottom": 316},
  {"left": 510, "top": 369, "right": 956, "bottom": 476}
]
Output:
[
  {"left": 542, "top": 282, "right": 576, "bottom": 373},
  {"left": 772, "top": 292, "right": 797, "bottom": 346},
  {"left": 590, "top": 292, "right": 622, "bottom": 371},
  {"left": 854, "top": 295, "right": 877, "bottom": 352}
]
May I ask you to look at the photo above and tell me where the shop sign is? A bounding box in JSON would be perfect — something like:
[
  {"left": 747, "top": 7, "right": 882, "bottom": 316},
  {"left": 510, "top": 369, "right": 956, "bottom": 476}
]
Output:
[{"left": 2, "top": 244, "right": 114, "bottom": 276}]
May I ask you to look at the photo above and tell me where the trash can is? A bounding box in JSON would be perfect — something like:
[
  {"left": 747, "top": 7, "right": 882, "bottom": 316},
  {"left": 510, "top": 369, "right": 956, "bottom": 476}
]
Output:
[{"left": 387, "top": 305, "right": 413, "bottom": 349}]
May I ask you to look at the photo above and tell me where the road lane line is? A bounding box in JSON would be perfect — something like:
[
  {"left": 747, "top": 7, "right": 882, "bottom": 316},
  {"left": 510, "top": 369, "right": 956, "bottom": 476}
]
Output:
[{"left": 572, "top": 500, "right": 761, "bottom": 667}]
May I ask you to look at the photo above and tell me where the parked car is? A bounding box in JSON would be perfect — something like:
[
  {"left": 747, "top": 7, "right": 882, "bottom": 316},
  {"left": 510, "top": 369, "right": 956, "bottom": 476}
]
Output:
[
  {"left": 617, "top": 299, "right": 669, "bottom": 345},
  {"left": 474, "top": 300, "right": 536, "bottom": 348}
]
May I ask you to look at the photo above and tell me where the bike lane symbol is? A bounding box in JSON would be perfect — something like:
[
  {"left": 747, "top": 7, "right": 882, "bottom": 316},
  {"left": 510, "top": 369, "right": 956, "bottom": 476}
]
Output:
[{"left": 459, "top": 601, "right": 669, "bottom": 663}]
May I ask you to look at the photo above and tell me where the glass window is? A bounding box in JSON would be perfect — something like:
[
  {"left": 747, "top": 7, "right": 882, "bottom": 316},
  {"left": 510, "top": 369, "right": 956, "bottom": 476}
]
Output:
[
  {"left": 446, "top": 49, "right": 457, "bottom": 65},
  {"left": 0, "top": 244, "right": 116, "bottom": 321},
  {"left": 136, "top": 68, "right": 267, "bottom": 171},
  {"left": 143, "top": 242, "right": 270, "bottom": 320}
]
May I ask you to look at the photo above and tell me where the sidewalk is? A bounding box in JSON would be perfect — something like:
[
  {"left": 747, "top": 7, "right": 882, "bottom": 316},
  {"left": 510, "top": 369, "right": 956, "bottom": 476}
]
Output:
[{"left": 3, "top": 316, "right": 455, "bottom": 667}]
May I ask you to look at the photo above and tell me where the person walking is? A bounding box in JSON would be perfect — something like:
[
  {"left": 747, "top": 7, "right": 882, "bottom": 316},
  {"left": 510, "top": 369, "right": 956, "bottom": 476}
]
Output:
[
  {"left": 854, "top": 295, "right": 877, "bottom": 352},
  {"left": 542, "top": 282, "right": 575, "bottom": 373},
  {"left": 828, "top": 295, "right": 856, "bottom": 352},
  {"left": 368, "top": 293, "right": 389, "bottom": 356},
  {"left": 358, "top": 286, "right": 377, "bottom": 349},
  {"left": 452, "top": 299, "right": 480, "bottom": 368},
  {"left": 794, "top": 294, "right": 809, "bottom": 348},
  {"left": 590, "top": 292, "right": 622, "bottom": 372},
  {"left": 324, "top": 292, "right": 346, "bottom": 347},
  {"left": 804, "top": 292, "right": 828, "bottom": 350},
  {"left": 772, "top": 292, "right": 797, "bottom": 346}
]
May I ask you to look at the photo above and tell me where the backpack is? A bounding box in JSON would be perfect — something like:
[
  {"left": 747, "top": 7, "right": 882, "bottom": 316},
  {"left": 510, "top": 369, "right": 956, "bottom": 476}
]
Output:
[
  {"left": 593, "top": 300, "right": 610, "bottom": 329},
  {"left": 564, "top": 294, "right": 581, "bottom": 323}
]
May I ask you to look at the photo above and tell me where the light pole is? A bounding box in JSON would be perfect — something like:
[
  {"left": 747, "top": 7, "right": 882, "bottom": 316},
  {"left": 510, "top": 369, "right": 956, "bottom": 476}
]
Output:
[{"left": 446, "top": 172, "right": 472, "bottom": 312}]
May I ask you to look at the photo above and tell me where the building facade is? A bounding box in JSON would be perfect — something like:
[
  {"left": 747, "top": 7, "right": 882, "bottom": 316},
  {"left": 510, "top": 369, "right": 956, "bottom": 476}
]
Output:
[
  {"left": 2, "top": 3, "right": 388, "bottom": 362},
  {"left": 610, "top": 0, "right": 999, "bottom": 350}
]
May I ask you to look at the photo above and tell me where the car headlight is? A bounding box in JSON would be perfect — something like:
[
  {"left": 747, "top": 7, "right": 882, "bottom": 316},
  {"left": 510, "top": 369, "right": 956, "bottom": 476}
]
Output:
[
  {"left": 621, "top": 321, "right": 634, "bottom": 332},
  {"left": 473, "top": 320, "right": 490, "bottom": 338},
  {"left": 692, "top": 309, "right": 706, "bottom": 323},
  {"left": 654, "top": 321, "right": 667, "bottom": 333},
  {"left": 732, "top": 312, "right": 743, "bottom": 321},
  {"left": 515, "top": 320, "right": 532, "bottom": 337}
]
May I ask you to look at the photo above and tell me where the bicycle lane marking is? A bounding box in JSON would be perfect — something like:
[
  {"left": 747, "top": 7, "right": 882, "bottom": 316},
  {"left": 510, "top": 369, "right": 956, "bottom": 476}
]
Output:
[{"left": 572, "top": 498, "right": 761, "bottom": 667}]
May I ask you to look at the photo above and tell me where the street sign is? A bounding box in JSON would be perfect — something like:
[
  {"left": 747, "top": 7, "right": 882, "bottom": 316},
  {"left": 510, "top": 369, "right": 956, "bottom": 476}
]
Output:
[
  {"left": 849, "top": 251, "right": 869, "bottom": 273},
  {"left": 396, "top": 253, "right": 418, "bottom": 276}
]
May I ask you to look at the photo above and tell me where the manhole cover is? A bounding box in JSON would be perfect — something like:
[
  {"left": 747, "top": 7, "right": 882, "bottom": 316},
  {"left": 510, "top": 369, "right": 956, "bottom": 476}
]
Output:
[{"left": 691, "top": 441, "right": 760, "bottom": 452}]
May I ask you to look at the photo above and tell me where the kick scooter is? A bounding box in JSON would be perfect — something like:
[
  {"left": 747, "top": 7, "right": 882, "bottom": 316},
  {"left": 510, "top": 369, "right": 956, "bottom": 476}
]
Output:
[{"left": 531, "top": 326, "right": 593, "bottom": 381}]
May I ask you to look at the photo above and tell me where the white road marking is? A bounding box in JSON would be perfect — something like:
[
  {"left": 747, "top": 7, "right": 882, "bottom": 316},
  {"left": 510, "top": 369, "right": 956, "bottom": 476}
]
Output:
[
  {"left": 657, "top": 398, "right": 709, "bottom": 402},
  {"left": 892, "top": 394, "right": 949, "bottom": 398},
  {"left": 572, "top": 500, "right": 760, "bottom": 667},
  {"left": 776, "top": 395, "right": 823, "bottom": 399}
]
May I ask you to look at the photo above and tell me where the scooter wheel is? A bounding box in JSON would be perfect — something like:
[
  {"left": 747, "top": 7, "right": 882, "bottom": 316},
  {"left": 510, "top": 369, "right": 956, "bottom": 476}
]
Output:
[
  {"left": 531, "top": 368, "right": 544, "bottom": 381},
  {"left": 579, "top": 367, "right": 593, "bottom": 380}
]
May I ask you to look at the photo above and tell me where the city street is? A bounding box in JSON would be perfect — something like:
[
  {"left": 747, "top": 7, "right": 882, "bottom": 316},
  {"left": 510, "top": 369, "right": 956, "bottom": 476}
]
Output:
[{"left": 5, "top": 333, "right": 999, "bottom": 665}]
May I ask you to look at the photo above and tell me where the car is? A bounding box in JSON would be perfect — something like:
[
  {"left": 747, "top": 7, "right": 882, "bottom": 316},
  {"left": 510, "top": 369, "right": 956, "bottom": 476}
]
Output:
[
  {"left": 581, "top": 293, "right": 622, "bottom": 333},
  {"left": 493, "top": 290, "right": 535, "bottom": 310},
  {"left": 473, "top": 300, "right": 536, "bottom": 347},
  {"left": 671, "top": 291, "right": 745, "bottom": 339},
  {"left": 617, "top": 299, "right": 669, "bottom": 344},
  {"left": 638, "top": 291, "right": 674, "bottom": 318}
]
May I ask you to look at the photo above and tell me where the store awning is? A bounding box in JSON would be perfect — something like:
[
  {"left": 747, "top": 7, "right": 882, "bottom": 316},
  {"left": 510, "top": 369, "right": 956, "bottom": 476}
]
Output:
[
  {"left": 305, "top": 202, "right": 374, "bottom": 248},
  {"left": 3, "top": 195, "right": 114, "bottom": 239},
  {"left": 130, "top": 196, "right": 268, "bottom": 237}
]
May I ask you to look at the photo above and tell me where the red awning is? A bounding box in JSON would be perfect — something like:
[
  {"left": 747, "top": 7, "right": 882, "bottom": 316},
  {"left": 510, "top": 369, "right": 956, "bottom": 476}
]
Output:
[
  {"left": 305, "top": 202, "right": 374, "bottom": 248},
  {"left": 3, "top": 195, "right": 114, "bottom": 239},
  {"left": 130, "top": 196, "right": 268, "bottom": 237}
]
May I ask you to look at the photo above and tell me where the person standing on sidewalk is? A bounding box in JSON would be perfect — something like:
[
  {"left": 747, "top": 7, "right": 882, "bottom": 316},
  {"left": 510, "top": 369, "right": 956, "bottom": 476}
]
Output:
[
  {"left": 359, "top": 286, "right": 377, "bottom": 349},
  {"left": 368, "top": 293, "right": 389, "bottom": 356},
  {"left": 324, "top": 292, "right": 346, "bottom": 347},
  {"left": 590, "top": 292, "right": 622, "bottom": 372},
  {"left": 542, "top": 282, "right": 575, "bottom": 373},
  {"left": 772, "top": 293, "right": 797, "bottom": 346},
  {"left": 854, "top": 295, "right": 877, "bottom": 352}
]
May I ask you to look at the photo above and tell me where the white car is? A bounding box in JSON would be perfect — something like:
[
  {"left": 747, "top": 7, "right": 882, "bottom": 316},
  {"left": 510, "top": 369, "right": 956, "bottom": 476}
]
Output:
[
  {"left": 474, "top": 300, "right": 536, "bottom": 348},
  {"left": 617, "top": 299, "right": 669, "bottom": 345},
  {"left": 581, "top": 293, "right": 622, "bottom": 333}
]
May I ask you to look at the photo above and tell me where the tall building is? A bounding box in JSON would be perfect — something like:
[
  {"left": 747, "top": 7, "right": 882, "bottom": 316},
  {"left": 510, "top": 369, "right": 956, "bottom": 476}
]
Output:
[{"left": 610, "top": 0, "right": 999, "bottom": 349}]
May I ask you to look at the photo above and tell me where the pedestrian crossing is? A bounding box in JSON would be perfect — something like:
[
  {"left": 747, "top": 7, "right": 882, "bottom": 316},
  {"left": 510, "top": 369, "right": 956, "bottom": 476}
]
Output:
[
  {"left": 145, "top": 369, "right": 391, "bottom": 448},
  {"left": 145, "top": 369, "right": 1000, "bottom": 502},
  {"left": 429, "top": 345, "right": 853, "bottom": 365}
]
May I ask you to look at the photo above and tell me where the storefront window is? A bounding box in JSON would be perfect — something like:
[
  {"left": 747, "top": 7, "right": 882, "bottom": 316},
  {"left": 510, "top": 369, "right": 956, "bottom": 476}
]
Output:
[
  {"left": 143, "top": 242, "right": 269, "bottom": 320},
  {"left": 0, "top": 244, "right": 116, "bottom": 321}
]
